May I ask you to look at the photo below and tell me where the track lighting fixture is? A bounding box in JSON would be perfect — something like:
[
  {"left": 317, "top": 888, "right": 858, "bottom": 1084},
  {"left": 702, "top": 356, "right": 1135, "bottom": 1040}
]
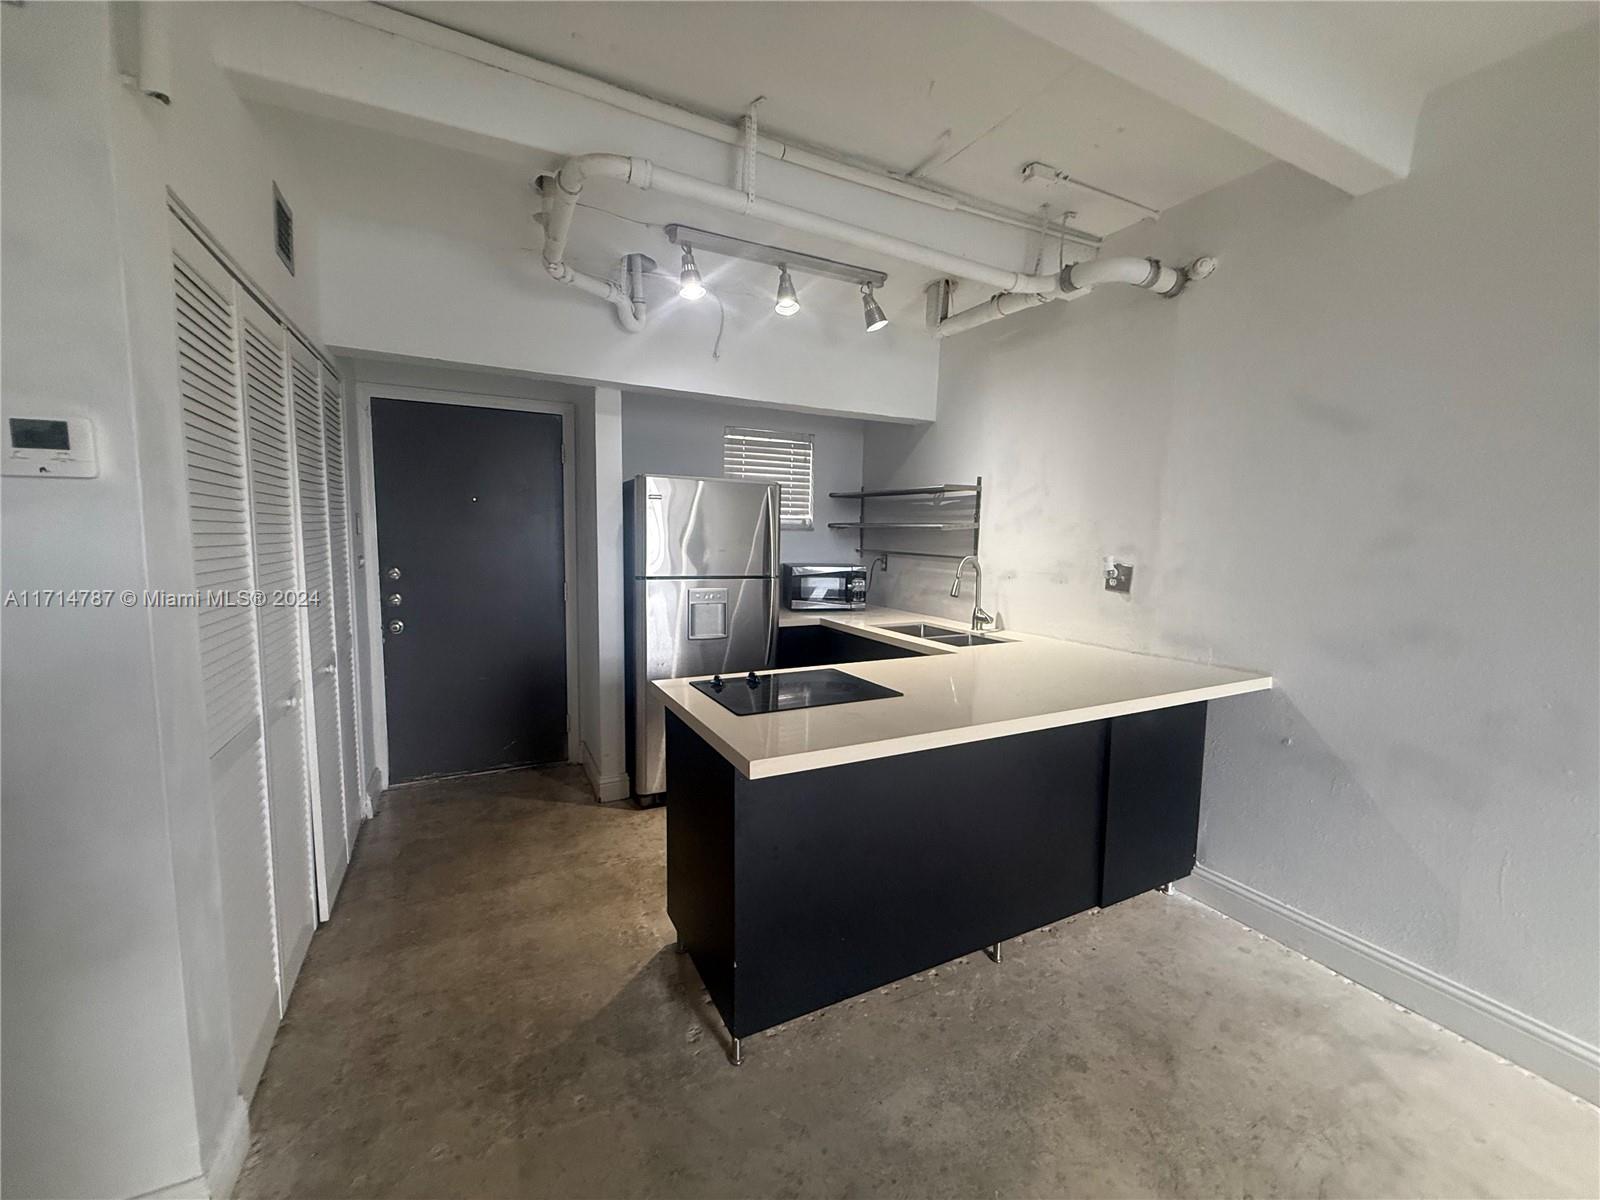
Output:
[
  {"left": 774, "top": 265, "right": 800, "bottom": 316},
  {"left": 861, "top": 283, "right": 888, "bottom": 332},
  {"left": 678, "top": 244, "right": 705, "bottom": 300}
]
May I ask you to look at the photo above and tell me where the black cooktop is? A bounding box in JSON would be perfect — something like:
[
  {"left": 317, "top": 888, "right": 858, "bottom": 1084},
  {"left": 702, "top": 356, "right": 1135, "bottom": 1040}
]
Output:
[{"left": 690, "top": 668, "right": 902, "bottom": 716}]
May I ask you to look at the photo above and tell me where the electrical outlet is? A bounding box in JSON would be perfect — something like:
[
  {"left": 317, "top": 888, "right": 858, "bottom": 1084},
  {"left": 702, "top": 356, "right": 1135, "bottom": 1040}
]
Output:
[{"left": 1103, "top": 558, "right": 1133, "bottom": 594}]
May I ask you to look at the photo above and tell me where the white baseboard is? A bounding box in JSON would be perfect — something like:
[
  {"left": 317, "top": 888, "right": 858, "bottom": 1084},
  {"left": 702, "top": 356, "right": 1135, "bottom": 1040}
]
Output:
[
  {"left": 133, "top": 1175, "right": 206, "bottom": 1200},
  {"left": 1180, "top": 864, "right": 1599, "bottom": 1104},
  {"left": 127, "top": 1096, "right": 250, "bottom": 1200},
  {"left": 203, "top": 1096, "right": 251, "bottom": 1199},
  {"left": 580, "top": 742, "right": 630, "bottom": 803}
]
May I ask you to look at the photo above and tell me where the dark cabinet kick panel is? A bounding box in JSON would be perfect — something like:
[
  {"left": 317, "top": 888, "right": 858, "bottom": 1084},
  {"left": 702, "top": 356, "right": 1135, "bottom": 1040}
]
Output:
[{"left": 665, "top": 701, "right": 1211, "bottom": 1043}]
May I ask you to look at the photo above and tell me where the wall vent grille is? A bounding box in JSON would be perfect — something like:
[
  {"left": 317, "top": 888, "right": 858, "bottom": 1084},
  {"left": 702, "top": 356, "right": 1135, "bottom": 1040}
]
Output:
[{"left": 273, "top": 184, "right": 294, "bottom": 275}]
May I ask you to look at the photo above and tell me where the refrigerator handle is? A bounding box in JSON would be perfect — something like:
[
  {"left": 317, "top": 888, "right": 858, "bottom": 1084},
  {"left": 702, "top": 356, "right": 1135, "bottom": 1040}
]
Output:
[{"left": 765, "top": 580, "right": 779, "bottom": 667}]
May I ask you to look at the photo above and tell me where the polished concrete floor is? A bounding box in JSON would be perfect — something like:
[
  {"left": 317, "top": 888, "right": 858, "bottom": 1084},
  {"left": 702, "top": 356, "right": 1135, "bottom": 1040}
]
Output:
[{"left": 235, "top": 766, "right": 1598, "bottom": 1199}]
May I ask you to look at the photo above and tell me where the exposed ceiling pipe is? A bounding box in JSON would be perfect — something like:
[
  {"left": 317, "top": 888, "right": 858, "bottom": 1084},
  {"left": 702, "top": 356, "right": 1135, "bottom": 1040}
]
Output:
[
  {"left": 931, "top": 286, "right": 1086, "bottom": 339},
  {"left": 540, "top": 153, "right": 1066, "bottom": 299},
  {"left": 929, "top": 255, "right": 1218, "bottom": 339},
  {"left": 539, "top": 153, "right": 1213, "bottom": 336},
  {"left": 539, "top": 173, "right": 652, "bottom": 332},
  {"left": 324, "top": 3, "right": 1103, "bottom": 249},
  {"left": 135, "top": 1, "right": 175, "bottom": 104},
  {"left": 1067, "top": 256, "right": 1185, "bottom": 295}
]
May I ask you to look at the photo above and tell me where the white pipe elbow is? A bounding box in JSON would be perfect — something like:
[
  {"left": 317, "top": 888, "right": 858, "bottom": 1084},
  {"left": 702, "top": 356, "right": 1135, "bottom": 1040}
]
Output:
[
  {"left": 543, "top": 154, "right": 645, "bottom": 271},
  {"left": 1063, "top": 256, "right": 1186, "bottom": 297},
  {"left": 613, "top": 300, "right": 647, "bottom": 333},
  {"left": 555, "top": 152, "right": 642, "bottom": 193}
]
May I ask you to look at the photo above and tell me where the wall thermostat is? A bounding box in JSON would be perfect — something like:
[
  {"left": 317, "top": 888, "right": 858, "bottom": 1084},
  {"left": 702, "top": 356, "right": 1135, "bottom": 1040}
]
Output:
[{"left": 3, "top": 416, "right": 98, "bottom": 478}]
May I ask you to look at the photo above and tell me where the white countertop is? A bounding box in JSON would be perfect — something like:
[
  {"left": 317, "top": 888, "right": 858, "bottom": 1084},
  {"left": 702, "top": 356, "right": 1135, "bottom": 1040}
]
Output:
[{"left": 654, "top": 608, "right": 1272, "bottom": 779}]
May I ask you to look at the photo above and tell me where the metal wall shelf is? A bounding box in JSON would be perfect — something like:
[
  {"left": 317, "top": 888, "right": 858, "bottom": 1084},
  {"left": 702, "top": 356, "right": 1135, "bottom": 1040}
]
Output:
[
  {"left": 828, "top": 521, "right": 979, "bottom": 531},
  {"left": 838, "top": 478, "right": 984, "bottom": 578},
  {"left": 828, "top": 484, "right": 980, "bottom": 500}
]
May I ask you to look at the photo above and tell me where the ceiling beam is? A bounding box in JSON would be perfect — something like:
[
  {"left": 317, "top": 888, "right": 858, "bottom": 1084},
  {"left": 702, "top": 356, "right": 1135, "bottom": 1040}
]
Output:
[
  {"left": 212, "top": 2, "right": 1056, "bottom": 284},
  {"left": 992, "top": 1, "right": 1417, "bottom": 196}
]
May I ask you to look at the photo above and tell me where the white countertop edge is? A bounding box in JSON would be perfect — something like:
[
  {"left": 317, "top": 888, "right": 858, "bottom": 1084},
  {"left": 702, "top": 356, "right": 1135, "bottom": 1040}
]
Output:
[{"left": 657, "top": 674, "right": 1274, "bottom": 780}]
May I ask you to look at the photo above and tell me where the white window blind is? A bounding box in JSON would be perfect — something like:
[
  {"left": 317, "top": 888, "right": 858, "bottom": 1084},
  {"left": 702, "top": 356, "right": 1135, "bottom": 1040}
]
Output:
[{"left": 723, "top": 426, "right": 814, "bottom": 528}]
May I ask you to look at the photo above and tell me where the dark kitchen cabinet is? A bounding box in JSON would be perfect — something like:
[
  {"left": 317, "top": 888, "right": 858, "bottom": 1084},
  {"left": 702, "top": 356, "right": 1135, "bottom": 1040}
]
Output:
[
  {"left": 775, "top": 624, "right": 923, "bottom": 669},
  {"left": 666, "top": 698, "right": 1212, "bottom": 1047},
  {"left": 1099, "top": 703, "right": 1208, "bottom": 907}
]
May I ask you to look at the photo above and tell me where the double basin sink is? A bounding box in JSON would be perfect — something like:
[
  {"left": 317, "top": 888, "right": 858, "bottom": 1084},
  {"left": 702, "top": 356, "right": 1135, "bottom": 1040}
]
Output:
[{"left": 877, "top": 622, "right": 1005, "bottom": 648}]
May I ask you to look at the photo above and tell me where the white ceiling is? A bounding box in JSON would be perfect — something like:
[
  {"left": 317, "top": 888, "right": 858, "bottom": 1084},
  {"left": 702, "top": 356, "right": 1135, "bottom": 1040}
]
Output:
[
  {"left": 388, "top": 1, "right": 1272, "bottom": 237},
  {"left": 388, "top": 0, "right": 1595, "bottom": 237},
  {"left": 1249, "top": 1, "right": 1598, "bottom": 96}
]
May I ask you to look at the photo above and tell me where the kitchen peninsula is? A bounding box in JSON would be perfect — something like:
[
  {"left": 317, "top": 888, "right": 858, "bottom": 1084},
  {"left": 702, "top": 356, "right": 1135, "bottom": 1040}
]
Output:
[{"left": 654, "top": 609, "right": 1272, "bottom": 1062}]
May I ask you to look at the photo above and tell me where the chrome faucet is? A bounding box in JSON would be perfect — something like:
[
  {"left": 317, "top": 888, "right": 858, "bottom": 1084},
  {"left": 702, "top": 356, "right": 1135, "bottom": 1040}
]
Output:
[{"left": 950, "top": 555, "right": 993, "bottom": 631}]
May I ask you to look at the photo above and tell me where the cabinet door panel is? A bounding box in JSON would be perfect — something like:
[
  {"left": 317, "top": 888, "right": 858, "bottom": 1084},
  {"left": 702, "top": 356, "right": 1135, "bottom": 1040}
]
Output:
[
  {"left": 172, "top": 217, "right": 279, "bottom": 1094},
  {"left": 241, "top": 294, "right": 316, "bottom": 991},
  {"left": 321, "top": 367, "right": 364, "bottom": 849},
  {"left": 1100, "top": 703, "right": 1208, "bottom": 908},
  {"left": 291, "top": 337, "right": 349, "bottom": 915}
]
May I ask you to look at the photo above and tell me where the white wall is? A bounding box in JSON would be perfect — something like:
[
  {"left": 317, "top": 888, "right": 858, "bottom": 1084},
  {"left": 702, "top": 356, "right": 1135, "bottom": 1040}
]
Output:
[
  {"left": 133, "top": 2, "right": 324, "bottom": 338},
  {"left": 1, "top": 6, "right": 205, "bottom": 1196},
  {"left": 865, "top": 28, "right": 1600, "bottom": 1090},
  {"left": 3, "top": 4, "right": 342, "bottom": 1194},
  {"left": 275, "top": 112, "right": 938, "bottom": 423},
  {"left": 621, "top": 391, "right": 867, "bottom": 563},
  {"left": 576, "top": 388, "right": 629, "bottom": 799}
]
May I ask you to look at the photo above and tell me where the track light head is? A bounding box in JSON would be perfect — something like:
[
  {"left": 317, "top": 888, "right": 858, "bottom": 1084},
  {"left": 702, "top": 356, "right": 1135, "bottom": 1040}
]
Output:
[
  {"left": 678, "top": 244, "right": 705, "bottom": 301},
  {"left": 861, "top": 283, "right": 888, "bottom": 332},
  {"left": 774, "top": 265, "right": 800, "bottom": 316}
]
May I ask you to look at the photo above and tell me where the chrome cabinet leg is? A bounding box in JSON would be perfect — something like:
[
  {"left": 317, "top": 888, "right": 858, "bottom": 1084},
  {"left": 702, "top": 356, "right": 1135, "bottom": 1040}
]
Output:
[
  {"left": 985, "top": 942, "right": 1002, "bottom": 963},
  {"left": 730, "top": 1037, "right": 742, "bottom": 1067}
]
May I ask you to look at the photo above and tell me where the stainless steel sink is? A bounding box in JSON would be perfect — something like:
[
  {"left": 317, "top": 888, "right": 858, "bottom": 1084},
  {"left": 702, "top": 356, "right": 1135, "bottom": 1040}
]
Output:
[
  {"left": 927, "top": 632, "right": 1005, "bottom": 647},
  {"left": 878, "top": 622, "right": 965, "bottom": 639},
  {"left": 877, "top": 622, "right": 1005, "bottom": 647}
]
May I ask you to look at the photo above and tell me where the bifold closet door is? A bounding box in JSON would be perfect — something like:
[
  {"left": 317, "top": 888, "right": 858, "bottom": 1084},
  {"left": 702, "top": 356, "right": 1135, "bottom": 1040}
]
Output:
[
  {"left": 290, "top": 337, "right": 350, "bottom": 916},
  {"left": 239, "top": 291, "right": 317, "bottom": 994},
  {"left": 320, "top": 367, "right": 365, "bottom": 850},
  {"left": 171, "top": 217, "right": 280, "bottom": 1094}
]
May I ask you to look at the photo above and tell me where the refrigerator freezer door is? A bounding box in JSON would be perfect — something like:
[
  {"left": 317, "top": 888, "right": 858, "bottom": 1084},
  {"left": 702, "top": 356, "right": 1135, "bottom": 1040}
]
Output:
[
  {"left": 634, "top": 475, "right": 780, "bottom": 579},
  {"left": 632, "top": 576, "right": 777, "bottom": 796}
]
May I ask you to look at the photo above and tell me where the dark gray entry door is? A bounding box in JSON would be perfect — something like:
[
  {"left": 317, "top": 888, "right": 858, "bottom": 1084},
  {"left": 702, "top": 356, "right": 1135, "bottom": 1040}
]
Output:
[{"left": 371, "top": 398, "right": 566, "bottom": 783}]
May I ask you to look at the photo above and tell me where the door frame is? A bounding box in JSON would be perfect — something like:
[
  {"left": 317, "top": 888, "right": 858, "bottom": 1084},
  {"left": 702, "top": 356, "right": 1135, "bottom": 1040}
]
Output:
[{"left": 354, "top": 382, "right": 580, "bottom": 786}]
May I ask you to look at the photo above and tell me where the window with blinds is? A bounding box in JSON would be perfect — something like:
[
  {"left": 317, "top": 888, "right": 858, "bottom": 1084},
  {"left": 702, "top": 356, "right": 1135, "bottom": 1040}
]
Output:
[{"left": 723, "top": 426, "right": 814, "bottom": 528}]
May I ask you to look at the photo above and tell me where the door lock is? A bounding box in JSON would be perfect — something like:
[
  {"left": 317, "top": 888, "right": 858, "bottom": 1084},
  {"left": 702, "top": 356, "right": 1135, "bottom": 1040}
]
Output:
[
  {"left": 386, "top": 592, "right": 403, "bottom": 607},
  {"left": 385, "top": 566, "right": 402, "bottom": 581},
  {"left": 387, "top": 619, "right": 405, "bottom": 635}
]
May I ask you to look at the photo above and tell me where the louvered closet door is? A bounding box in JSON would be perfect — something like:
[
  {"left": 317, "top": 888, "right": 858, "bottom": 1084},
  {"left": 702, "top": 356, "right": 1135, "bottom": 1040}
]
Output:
[
  {"left": 239, "top": 291, "right": 317, "bottom": 994},
  {"left": 320, "top": 366, "right": 365, "bottom": 850},
  {"left": 291, "top": 337, "right": 349, "bottom": 915},
  {"left": 171, "top": 217, "right": 280, "bottom": 1094}
]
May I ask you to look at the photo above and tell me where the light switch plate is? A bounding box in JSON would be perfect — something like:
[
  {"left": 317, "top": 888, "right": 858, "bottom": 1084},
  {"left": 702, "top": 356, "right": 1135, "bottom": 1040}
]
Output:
[{"left": 1103, "top": 558, "right": 1133, "bottom": 593}]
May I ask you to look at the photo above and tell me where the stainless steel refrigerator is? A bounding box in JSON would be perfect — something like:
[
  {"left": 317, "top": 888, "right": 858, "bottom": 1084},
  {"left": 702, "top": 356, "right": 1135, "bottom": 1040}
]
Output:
[{"left": 624, "top": 474, "right": 780, "bottom": 799}]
